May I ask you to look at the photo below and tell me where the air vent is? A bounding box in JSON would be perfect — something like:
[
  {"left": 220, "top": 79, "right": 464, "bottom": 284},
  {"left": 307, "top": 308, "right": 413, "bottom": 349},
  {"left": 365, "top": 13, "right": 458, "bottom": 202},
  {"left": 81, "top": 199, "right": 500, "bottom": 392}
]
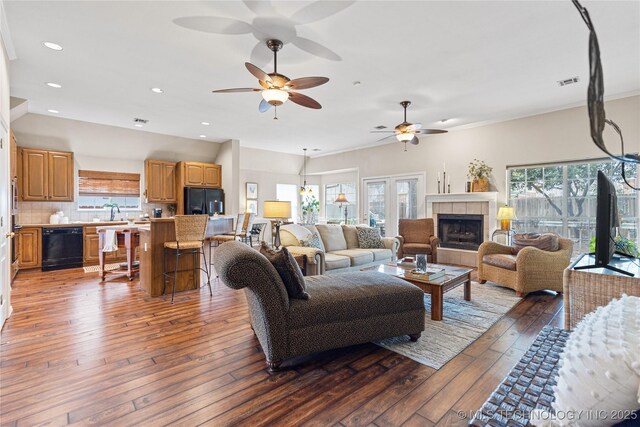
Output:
[
  {"left": 374, "top": 125, "right": 387, "bottom": 130},
  {"left": 133, "top": 118, "right": 148, "bottom": 124},
  {"left": 558, "top": 76, "right": 580, "bottom": 87},
  {"left": 312, "top": 148, "right": 321, "bottom": 152}
]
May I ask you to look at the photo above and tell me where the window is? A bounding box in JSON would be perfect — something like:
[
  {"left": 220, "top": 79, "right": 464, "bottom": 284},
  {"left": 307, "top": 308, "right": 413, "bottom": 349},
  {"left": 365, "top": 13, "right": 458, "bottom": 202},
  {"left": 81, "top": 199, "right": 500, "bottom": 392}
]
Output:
[
  {"left": 78, "top": 170, "right": 141, "bottom": 210},
  {"left": 301, "top": 185, "right": 320, "bottom": 223},
  {"left": 276, "top": 184, "right": 298, "bottom": 221},
  {"left": 325, "top": 183, "right": 356, "bottom": 224},
  {"left": 508, "top": 159, "right": 638, "bottom": 256}
]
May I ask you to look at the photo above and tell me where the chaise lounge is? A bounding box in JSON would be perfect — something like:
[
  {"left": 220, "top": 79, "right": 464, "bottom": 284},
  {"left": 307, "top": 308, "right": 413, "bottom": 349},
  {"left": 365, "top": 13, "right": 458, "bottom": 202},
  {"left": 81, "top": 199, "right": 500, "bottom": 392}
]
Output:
[{"left": 213, "top": 241, "right": 426, "bottom": 370}]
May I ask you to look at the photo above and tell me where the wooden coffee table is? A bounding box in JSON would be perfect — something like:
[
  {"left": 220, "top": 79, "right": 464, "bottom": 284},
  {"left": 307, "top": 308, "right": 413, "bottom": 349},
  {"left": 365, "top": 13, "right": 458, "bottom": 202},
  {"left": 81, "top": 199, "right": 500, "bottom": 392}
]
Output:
[{"left": 363, "top": 263, "right": 473, "bottom": 321}]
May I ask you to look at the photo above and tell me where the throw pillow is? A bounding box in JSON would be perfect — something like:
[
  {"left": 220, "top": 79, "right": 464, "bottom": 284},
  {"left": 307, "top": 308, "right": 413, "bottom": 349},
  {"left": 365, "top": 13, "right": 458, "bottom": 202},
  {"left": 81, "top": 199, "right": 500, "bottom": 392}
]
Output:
[
  {"left": 530, "top": 295, "right": 640, "bottom": 427},
  {"left": 299, "top": 232, "right": 323, "bottom": 250},
  {"left": 259, "top": 244, "right": 309, "bottom": 300},
  {"left": 356, "top": 226, "right": 386, "bottom": 249},
  {"left": 512, "top": 232, "right": 560, "bottom": 254}
]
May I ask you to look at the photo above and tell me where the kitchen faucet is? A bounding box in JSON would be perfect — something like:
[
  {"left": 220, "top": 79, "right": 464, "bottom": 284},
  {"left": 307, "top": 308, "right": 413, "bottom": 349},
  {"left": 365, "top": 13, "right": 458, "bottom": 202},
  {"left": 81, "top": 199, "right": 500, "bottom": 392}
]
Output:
[{"left": 109, "top": 204, "right": 120, "bottom": 221}]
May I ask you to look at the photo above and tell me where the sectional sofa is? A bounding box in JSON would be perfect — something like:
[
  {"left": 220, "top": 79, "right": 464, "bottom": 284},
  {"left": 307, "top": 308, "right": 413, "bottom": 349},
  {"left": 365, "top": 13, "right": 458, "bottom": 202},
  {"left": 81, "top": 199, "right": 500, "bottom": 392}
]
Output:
[{"left": 279, "top": 224, "right": 399, "bottom": 275}]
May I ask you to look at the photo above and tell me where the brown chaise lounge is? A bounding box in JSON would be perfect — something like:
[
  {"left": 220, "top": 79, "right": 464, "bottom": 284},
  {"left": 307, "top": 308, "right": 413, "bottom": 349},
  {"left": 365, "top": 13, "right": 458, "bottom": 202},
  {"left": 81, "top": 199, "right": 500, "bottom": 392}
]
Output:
[{"left": 214, "top": 241, "right": 426, "bottom": 370}]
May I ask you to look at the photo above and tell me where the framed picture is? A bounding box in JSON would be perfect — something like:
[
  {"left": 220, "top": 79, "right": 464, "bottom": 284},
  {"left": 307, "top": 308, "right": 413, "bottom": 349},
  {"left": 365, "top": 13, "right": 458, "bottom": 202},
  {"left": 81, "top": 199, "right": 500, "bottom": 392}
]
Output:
[
  {"left": 246, "top": 199, "right": 258, "bottom": 215},
  {"left": 246, "top": 182, "right": 258, "bottom": 199}
]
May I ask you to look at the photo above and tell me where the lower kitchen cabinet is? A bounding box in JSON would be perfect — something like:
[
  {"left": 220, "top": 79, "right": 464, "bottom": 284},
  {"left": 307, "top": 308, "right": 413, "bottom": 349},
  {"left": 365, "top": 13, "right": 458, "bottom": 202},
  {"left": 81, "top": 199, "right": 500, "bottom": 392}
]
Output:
[
  {"left": 83, "top": 226, "right": 128, "bottom": 266},
  {"left": 18, "top": 227, "right": 42, "bottom": 269}
]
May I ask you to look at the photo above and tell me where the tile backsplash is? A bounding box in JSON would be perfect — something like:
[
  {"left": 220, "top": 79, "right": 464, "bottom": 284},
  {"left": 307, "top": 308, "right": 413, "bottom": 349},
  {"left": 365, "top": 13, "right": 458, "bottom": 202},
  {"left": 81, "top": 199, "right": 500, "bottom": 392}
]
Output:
[{"left": 17, "top": 201, "right": 173, "bottom": 224}]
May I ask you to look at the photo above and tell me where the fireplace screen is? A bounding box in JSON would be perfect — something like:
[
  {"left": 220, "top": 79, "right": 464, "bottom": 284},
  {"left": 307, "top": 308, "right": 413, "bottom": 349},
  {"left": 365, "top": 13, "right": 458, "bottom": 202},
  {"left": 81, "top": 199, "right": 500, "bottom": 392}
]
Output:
[{"left": 437, "top": 214, "right": 484, "bottom": 250}]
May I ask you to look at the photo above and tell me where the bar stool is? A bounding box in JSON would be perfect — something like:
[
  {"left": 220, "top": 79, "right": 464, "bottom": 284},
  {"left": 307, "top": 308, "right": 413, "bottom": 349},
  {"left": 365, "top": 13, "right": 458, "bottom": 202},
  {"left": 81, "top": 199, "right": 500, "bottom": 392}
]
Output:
[
  {"left": 162, "top": 215, "right": 211, "bottom": 303},
  {"left": 208, "top": 213, "right": 246, "bottom": 277}
]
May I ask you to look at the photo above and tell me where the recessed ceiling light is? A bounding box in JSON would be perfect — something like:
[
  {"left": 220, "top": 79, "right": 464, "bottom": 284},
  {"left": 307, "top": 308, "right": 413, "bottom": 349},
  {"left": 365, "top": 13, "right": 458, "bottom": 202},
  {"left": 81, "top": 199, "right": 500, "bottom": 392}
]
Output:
[
  {"left": 440, "top": 118, "right": 449, "bottom": 123},
  {"left": 150, "top": 87, "right": 164, "bottom": 94},
  {"left": 201, "top": 121, "right": 210, "bottom": 126},
  {"left": 199, "top": 135, "right": 207, "bottom": 138},
  {"left": 47, "top": 109, "right": 59, "bottom": 114},
  {"left": 46, "top": 82, "right": 62, "bottom": 88},
  {"left": 43, "top": 41, "right": 63, "bottom": 51},
  {"left": 312, "top": 148, "right": 322, "bottom": 152},
  {"left": 134, "top": 124, "right": 144, "bottom": 128},
  {"left": 353, "top": 81, "right": 361, "bottom": 86}
]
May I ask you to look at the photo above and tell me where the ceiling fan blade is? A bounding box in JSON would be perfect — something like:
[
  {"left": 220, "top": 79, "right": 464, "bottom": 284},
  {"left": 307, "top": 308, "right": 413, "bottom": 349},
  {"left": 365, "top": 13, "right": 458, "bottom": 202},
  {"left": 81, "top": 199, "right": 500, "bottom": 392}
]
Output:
[
  {"left": 243, "top": 0, "right": 277, "bottom": 16},
  {"left": 410, "top": 136, "right": 420, "bottom": 145},
  {"left": 289, "top": 92, "right": 322, "bottom": 109},
  {"left": 173, "top": 17, "right": 254, "bottom": 35},
  {"left": 250, "top": 41, "right": 273, "bottom": 68},
  {"left": 416, "top": 129, "right": 448, "bottom": 135},
  {"left": 290, "top": 1, "right": 356, "bottom": 24},
  {"left": 286, "top": 77, "right": 329, "bottom": 90},
  {"left": 376, "top": 134, "right": 397, "bottom": 142},
  {"left": 406, "top": 123, "right": 422, "bottom": 132},
  {"left": 259, "top": 99, "right": 271, "bottom": 113},
  {"left": 291, "top": 36, "right": 341, "bottom": 61},
  {"left": 212, "top": 88, "right": 262, "bottom": 93},
  {"left": 370, "top": 130, "right": 395, "bottom": 133},
  {"left": 245, "top": 63, "right": 273, "bottom": 83}
]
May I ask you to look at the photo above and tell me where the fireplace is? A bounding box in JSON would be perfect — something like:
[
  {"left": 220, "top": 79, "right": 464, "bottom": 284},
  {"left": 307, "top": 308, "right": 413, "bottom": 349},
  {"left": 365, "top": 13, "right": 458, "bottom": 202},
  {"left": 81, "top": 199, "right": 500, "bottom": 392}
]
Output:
[{"left": 437, "top": 214, "right": 484, "bottom": 250}]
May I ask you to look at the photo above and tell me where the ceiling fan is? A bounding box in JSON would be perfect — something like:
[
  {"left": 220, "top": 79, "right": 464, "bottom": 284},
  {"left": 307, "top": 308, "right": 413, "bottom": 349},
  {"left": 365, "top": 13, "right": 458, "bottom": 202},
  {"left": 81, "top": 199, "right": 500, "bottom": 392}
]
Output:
[
  {"left": 212, "top": 39, "right": 329, "bottom": 114},
  {"left": 371, "top": 101, "right": 448, "bottom": 150}
]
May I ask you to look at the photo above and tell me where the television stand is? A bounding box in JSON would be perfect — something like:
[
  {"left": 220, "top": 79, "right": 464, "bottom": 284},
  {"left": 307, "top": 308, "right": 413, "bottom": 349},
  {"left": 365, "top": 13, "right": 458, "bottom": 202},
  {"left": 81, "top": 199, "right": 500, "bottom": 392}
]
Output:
[{"left": 573, "top": 252, "right": 636, "bottom": 277}]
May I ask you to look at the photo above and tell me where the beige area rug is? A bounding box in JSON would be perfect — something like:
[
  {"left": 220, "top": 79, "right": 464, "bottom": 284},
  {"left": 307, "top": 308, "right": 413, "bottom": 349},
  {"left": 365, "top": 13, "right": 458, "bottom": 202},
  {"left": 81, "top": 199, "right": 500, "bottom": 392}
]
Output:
[
  {"left": 83, "top": 263, "right": 121, "bottom": 273},
  {"left": 375, "top": 281, "right": 522, "bottom": 369}
]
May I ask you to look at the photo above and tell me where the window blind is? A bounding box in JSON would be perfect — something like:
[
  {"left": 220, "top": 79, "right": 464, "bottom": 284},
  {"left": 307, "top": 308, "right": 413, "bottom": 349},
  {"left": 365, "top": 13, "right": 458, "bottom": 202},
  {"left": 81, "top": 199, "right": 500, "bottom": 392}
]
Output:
[{"left": 78, "top": 170, "right": 140, "bottom": 197}]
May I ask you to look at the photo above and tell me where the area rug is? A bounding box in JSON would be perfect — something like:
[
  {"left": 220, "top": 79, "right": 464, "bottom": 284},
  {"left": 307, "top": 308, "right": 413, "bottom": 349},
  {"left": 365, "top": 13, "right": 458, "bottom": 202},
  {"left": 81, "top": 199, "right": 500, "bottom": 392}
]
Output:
[
  {"left": 375, "top": 281, "right": 522, "bottom": 369},
  {"left": 82, "top": 263, "right": 121, "bottom": 273}
]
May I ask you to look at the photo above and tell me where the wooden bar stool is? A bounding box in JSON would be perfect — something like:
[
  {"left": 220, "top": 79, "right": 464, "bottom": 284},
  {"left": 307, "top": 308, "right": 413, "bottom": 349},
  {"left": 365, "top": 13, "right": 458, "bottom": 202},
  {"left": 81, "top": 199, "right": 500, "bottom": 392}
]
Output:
[
  {"left": 208, "top": 213, "right": 245, "bottom": 272},
  {"left": 162, "top": 215, "right": 211, "bottom": 303}
]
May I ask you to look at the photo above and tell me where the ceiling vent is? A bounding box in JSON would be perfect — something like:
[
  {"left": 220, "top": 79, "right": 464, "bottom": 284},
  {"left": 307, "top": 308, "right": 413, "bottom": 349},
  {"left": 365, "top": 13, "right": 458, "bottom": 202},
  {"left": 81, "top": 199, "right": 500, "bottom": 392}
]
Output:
[
  {"left": 133, "top": 118, "right": 148, "bottom": 124},
  {"left": 374, "top": 125, "right": 387, "bottom": 130},
  {"left": 558, "top": 76, "right": 580, "bottom": 87}
]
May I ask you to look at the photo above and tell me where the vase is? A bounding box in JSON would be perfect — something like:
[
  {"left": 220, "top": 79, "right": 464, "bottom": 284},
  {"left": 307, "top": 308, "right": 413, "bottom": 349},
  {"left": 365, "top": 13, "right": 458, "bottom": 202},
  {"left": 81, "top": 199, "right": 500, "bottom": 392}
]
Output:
[{"left": 472, "top": 178, "right": 489, "bottom": 192}]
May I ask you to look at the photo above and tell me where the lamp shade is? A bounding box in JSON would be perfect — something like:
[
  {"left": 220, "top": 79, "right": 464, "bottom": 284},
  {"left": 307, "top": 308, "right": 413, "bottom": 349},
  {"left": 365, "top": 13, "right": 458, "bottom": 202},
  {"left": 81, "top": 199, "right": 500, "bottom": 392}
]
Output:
[
  {"left": 497, "top": 206, "right": 516, "bottom": 220},
  {"left": 261, "top": 89, "right": 289, "bottom": 106},
  {"left": 334, "top": 192, "right": 349, "bottom": 204},
  {"left": 263, "top": 200, "right": 291, "bottom": 219},
  {"left": 396, "top": 132, "right": 414, "bottom": 143}
]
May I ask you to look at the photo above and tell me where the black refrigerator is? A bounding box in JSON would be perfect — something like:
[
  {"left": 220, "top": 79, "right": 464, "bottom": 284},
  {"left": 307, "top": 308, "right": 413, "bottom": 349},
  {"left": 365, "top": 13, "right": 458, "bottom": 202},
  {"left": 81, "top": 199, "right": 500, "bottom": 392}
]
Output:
[{"left": 184, "top": 187, "right": 225, "bottom": 215}]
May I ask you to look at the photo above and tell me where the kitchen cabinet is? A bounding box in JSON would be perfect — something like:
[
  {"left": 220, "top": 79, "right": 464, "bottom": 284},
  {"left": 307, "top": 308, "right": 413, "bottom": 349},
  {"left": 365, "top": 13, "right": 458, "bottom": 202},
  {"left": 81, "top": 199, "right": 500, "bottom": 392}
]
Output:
[
  {"left": 19, "top": 148, "right": 74, "bottom": 201},
  {"left": 18, "top": 227, "right": 41, "bottom": 269},
  {"left": 179, "top": 161, "right": 221, "bottom": 188},
  {"left": 145, "top": 160, "right": 177, "bottom": 203}
]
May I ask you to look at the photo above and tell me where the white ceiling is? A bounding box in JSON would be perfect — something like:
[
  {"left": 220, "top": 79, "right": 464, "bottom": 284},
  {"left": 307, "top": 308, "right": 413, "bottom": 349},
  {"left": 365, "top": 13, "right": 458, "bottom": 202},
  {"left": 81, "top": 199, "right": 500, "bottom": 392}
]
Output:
[{"left": 5, "top": 1, "right": 640, "bottom": 155}]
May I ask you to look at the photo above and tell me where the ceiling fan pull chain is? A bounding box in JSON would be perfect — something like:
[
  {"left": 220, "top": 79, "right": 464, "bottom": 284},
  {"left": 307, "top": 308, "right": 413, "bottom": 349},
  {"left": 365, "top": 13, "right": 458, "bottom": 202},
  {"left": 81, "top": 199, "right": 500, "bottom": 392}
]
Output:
[{"left": 274, "top": 106, "right": 278, "bottom": 120}]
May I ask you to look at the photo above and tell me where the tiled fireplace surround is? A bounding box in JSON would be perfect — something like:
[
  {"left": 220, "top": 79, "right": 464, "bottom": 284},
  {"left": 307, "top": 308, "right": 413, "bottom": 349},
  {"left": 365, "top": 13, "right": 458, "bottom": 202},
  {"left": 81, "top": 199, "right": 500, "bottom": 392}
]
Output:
[{"left": 426, "top": 192, "right": 498, "bottom": 267}]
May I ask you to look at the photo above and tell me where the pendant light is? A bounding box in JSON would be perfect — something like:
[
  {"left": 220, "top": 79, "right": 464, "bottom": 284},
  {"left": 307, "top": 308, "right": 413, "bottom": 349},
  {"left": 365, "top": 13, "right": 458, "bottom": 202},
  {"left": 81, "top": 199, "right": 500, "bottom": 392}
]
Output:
[{"left": 300, "top": 148, "right": 312, "bottom": 195}]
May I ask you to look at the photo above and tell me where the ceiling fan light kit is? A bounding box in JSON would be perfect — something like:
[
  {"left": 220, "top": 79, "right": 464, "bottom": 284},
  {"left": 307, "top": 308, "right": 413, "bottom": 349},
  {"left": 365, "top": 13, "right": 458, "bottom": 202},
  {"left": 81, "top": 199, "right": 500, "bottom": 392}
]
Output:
[{"left": 213, "top": 39, "right": 329, "bottom": 114}]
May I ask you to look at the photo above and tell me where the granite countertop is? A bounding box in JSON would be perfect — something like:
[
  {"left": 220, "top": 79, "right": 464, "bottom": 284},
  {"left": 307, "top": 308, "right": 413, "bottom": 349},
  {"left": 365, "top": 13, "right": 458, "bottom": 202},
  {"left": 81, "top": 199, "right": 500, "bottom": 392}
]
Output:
[{"left": 20, "top": 220, "right": 152, "bottom": 228}]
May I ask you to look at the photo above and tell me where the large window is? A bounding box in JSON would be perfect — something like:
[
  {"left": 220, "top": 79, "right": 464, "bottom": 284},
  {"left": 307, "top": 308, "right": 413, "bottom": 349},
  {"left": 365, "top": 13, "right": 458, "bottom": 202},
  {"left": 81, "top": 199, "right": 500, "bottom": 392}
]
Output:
[
  {"left": 78, "top": 170, "right": 141, "bottom": 210},
  {"left": 508, "top": 159, "right": 638, "bottom": 255},
  {"left": 276, "top": 184, "right": 298, "bottom": 221},
  {"left": 325, "top": 183, "right": 356, "bottom": 224}
]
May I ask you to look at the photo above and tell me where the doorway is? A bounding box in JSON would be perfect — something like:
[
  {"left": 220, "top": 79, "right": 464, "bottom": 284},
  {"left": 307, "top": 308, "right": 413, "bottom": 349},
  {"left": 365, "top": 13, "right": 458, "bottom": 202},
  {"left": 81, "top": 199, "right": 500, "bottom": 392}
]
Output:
[
  {"left": 362, "top": 173, "right": 425, "bottom": 237},
  {"left": 0, "top": 121, "right": 10, "bottom": 329}
]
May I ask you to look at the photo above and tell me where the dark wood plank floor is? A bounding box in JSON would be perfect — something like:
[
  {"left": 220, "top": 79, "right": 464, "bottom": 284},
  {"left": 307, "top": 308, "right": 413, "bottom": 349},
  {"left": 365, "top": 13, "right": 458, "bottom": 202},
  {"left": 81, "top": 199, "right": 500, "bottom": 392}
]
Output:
[{"left": 0, "top": 266, "right": 564, "bottom": 426}]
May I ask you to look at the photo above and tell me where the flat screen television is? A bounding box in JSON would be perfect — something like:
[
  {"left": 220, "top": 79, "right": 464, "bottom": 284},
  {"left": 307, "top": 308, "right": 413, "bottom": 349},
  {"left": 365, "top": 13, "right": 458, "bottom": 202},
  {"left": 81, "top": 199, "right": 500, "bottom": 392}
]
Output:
[
  {"left": 575, "top": 170, "right": 633, "bottom": 276},
  {"left": 594, "top": 170, "right": 618, "bottom": 266}
]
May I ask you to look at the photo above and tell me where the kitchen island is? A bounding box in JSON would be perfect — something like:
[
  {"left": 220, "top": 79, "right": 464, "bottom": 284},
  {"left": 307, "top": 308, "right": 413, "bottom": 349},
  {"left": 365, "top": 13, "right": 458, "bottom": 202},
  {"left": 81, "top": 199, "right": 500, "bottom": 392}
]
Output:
[{"left": 138, "top": 216, "right": 234, "bottom": 296}]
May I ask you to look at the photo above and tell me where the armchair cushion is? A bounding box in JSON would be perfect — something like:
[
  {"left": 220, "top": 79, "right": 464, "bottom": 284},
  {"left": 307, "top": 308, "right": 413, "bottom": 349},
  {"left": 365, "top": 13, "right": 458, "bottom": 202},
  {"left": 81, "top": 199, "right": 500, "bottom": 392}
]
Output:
[
  {"left": 403, "top": 243, "right": 433, "bottom": 255},
  {"left": 356, "top": 226, "right": 386, "bottom": 249},
  {"left": 512, "top": 232, "right": 560, "bottom": 254},
  {"left": 316, "top": 224, "right": 347, "bottom": 252},
  {"left": 482, "top": 254, "right": 517, "bottom": 271},
  {"left": 259, "top": 244, "right": 309, "bottom": 300},
  {"left": 289, "top": 272, "right": 425, "bottom": 328}
]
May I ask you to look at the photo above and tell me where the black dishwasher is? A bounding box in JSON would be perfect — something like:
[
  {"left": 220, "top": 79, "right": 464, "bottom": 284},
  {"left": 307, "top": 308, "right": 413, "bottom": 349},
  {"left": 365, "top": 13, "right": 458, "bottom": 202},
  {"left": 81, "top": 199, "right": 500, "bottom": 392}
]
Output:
[{"left": 42, "top": 227, "right": 84, "bottom": 271}]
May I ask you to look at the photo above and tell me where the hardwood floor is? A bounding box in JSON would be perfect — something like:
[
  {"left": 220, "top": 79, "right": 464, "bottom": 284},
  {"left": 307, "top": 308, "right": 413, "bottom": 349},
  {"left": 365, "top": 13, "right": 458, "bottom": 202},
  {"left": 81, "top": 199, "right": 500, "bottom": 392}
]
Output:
[{"left": 0, "top": 267, "right": 564, "bottom": 426}]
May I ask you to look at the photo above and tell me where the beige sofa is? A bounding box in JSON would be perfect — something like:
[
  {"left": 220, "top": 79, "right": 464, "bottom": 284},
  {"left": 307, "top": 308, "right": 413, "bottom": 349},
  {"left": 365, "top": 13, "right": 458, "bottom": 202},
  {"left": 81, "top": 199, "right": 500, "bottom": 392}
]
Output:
[{"left": 280, "top": 224, "right": 399, "bottom": 275}]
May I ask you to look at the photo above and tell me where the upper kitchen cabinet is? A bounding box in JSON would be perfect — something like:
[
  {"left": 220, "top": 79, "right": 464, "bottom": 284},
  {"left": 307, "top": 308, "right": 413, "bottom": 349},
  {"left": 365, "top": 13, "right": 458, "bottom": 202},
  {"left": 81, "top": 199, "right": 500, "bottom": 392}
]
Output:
[
  {"left": 18, "top": 148, "right": 74, "bottom": 201},
  {"left": 145, "top": 160, "right": 177, "bottom": 203},
  {"left": 178, "top": 161, "right": 221, "bottom": 188}
]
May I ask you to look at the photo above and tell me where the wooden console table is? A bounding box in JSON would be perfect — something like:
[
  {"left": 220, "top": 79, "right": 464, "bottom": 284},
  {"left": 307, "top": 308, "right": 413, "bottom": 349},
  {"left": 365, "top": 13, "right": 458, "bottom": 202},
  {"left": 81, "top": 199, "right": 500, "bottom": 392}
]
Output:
[{"left": 563, "top": 253, "right": 640, "bottom": 330}]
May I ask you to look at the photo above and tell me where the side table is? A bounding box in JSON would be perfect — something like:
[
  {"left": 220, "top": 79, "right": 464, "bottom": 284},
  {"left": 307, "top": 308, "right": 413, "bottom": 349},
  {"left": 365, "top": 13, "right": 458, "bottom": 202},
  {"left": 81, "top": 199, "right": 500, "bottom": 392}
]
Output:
[
  {"left": 491, "top": 229, "right": 515, "bottom": 246},
  {"left": 563, "top": 253, "right": 639, "bottom": 330}
]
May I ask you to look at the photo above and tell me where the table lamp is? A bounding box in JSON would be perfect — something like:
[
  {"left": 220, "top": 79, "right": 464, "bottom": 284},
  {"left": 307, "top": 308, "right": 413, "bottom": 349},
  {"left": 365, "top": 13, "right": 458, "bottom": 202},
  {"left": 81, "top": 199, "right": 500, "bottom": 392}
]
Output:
[
  {"left": 334, "top": 192, "right": 349, "bottom": 224},
  {"left": 263, "top": 200, "right": 291, "bottom": 249},
  {"left": 496, "top": 206, "right": 516, "bottom": 231}
]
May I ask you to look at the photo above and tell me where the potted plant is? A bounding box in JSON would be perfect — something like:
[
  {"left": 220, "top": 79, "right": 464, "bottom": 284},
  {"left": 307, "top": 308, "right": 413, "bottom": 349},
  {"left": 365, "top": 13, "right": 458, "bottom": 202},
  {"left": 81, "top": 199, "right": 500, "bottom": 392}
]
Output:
[
  {"left": 301, "top": 194, "right": 320, "bottom": 224},
  {"left": 467, "top": 159, "right": 493, "bottom": 192}
]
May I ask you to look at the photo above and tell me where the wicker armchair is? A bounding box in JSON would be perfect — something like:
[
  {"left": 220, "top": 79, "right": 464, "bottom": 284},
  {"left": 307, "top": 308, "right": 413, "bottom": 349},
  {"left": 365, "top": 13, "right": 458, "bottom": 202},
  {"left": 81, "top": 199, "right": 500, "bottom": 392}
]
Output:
[
  {"left": 396, "top": 218, "right": 440, "bottom": 263},
  {"left": 477, "top": 237, "right": 573, "bottom": 297}
]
